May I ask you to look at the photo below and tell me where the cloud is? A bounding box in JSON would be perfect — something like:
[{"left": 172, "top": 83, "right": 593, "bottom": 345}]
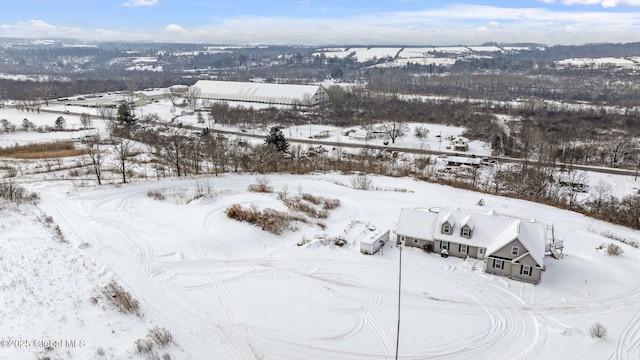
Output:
[
  {"left": 163, "top": 24, "right": 187, "bottom": 33},
  {"left": 0, "top": 19, "right": 85, "bottom": 38},
  {"left": 2, "top": 3, "right": 640, "bottom": 45},
  {"left": 565, "top": 25, "right": 579, "bottom": 33},
  {"left": 558, "top": 0, "right": 640, "bottom": 6},
  {"left": 121, "top": 0, "right": 159, "bottom": 7}
]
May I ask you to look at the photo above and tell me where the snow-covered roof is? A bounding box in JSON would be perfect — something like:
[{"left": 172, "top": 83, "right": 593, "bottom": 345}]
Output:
[
  {"left": 461, "top": 214, "right": 474, "bottom": 230},
  {"left": 192, "top": 80, "right": 328, "bottom": 106},
  {"left": 395, "top": 208, "right": 438, "bottom": 240},
  {"left": 446, "top": 156, "right": 481, "bottom": 165},
  {"left": 434, "top": 209, "right": 546, "bottom": 267},
  {"left": 360, "top": 229, "right": 389, "bottom": 246}
]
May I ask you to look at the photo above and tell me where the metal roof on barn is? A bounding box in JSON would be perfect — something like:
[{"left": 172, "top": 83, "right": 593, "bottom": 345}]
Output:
[{"left": 192, "top": 80, "right": 328, "bottom": 106}]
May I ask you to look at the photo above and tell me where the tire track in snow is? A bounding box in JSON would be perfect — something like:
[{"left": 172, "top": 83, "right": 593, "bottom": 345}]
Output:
[
  {"left": 331, "top": 197, "right": 362, "bottom": 223},
  {"left": 325, "top": 293, "right": 393, "bottom": 357},
  {"left": 165, "top": 273, "right": 251, "bottom": 360},
  {"left": 611, "top": 310, "right": 640, "bottom": 360},
  {"left": 359, "top": 295, "right": 394, "bottom": 358},
  {"left": 204, "top": 271, "right": 265, "bottom": 359}
]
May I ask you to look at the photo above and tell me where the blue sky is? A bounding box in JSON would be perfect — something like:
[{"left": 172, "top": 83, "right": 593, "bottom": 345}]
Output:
[{"left": 1, "top": 0, "right": 640, "bottom": 45}]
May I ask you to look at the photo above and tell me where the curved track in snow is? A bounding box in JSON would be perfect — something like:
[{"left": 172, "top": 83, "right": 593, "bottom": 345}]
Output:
[{"left": 36, "top": 179, "right": 640, "bottom": 359}]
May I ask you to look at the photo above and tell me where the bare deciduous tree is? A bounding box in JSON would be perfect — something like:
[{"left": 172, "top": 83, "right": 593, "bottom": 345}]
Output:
[
  {"left": 608, "top": 136, "right": 631, "bottom": 166},
  {"left": 36, "top": 83, "right": 55, "bottom": 106},
  {"left": 97, "top": 105, "right": 116, "bottom": 122},
  {"left": 80, "top": 112, "right": 92, "bottom": 129},
  {"left": 84, "top": 132, "right": 105, "bottom": 185},
  {"left": 163, "top": 130, "right": 191, "bottom": 177},
  {"left": 111, "top": 134, "right": 134, "bottom": 184},
  {"left": 589, "top": 179, "right": 613, "bottom": 212},
  {"left": 186, "top": 86, "right": 201, "bottom": 110},
  {"left": 379, "top": 121, "right": 408, "bottom": 144}
]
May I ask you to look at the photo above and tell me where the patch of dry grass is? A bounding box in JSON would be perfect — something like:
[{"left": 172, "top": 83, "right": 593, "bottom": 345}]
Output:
[
  {"left": 226, "top": 204, "right": 298, "bottom": 234},
  {"left": 100, "top": 281, "right": 140, "bottom": 316},
  {"left": 0, "top": 142, "right": 86, "bottom": 159}
]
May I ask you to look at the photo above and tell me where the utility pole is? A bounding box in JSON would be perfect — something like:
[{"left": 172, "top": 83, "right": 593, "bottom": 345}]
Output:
[{"left": 395, "top": 244, "right": 402, "bottom": 360}]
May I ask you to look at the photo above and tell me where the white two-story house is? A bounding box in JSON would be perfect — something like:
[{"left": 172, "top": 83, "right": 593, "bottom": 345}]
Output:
[{"left": 396, "top": 208, "right": 547, "bottom": 284}]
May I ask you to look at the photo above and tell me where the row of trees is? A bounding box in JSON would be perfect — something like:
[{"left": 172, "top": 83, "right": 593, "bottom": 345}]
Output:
[{"left": 79, "top": 119, "right": 640, "bottom": 231}]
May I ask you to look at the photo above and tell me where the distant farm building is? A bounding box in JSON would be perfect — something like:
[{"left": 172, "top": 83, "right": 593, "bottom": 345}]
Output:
[
  {"left": 446, "top": 156, "right": 481, "bottom": 167},
  {"left": 191, "top": 80, "right": 329, "bottom": 107},
  {"left": 169, "top": 85, "right": 189, "bottom": 97}
]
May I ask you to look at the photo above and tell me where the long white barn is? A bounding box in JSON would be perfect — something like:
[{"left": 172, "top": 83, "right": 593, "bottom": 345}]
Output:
[{"left": 191, "top": 80, "right": 329, "bottom": 107}]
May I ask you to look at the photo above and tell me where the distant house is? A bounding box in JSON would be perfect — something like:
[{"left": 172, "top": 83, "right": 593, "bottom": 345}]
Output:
[
  {"left": 450, "top": 136, "right": 469, "bottom": 151},
  {"left": 395, "top": 208, "right": 548, "bottom": 284}
]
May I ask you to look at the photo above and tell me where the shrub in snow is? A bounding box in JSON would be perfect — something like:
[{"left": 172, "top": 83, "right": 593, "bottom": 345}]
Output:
[
  {"left": 599, "top": 243, "right": 624, "bottom": 255},
  {"left": 101, "top": 281, "right": 140, "bottom": 316},
  {"left": 148, "top": 326, "right": 173, "bottom": 347},
  {"left": 135, "top": 337, "right": 154, "bottom": 354},
  {"left": 322, "top": 198, "right": 341, "bottom": 210},
  {"left": 226, "top": 204, "right": 292, "bottom": 234},
  {"left": 0, "top": 180, "right": 40, "bottom": 205},
  {"left": 351, "top": 174, "right": 372, "bottom": 190},
  {"left": 607, "top": 243, "right": 623, "bottom": 255},
  {"left": 590, "top": 322, "right": 607, "bottom": 338},
  {"left": 147, "top": 190, "right": 166, "bottom": 201},
  {"left": 135, "top": 327, "right": 174, "bottom": 357},
  {"left": 247, "top": 175, "right": 273, "bottom": 193}
]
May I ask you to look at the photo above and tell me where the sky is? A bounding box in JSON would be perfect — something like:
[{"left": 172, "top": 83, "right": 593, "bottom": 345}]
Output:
[{"left": 1, "top": 0, "right": 640, "bottom": 45}]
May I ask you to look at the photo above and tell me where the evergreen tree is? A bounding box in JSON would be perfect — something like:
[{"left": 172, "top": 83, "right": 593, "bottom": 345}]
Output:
[
  {"left": 264, "top": 127, "right": 289, "bottom": 152},
  {"left": 117, "top": 103, "right": 137, "bottom": 126},
  {"left": 54, "top": 116, "right": 66, "bottom": 130}
]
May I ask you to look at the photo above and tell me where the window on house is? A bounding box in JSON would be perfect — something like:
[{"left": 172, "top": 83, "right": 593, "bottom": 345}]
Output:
[
  {"left": 413, "top": 239, "right": 419, "bottom": 244},
  {"left": 522, "top": 265, "right": 531, "bottom": 276},
  {"left": 461, "top": 227, "right": 471, "bottom": 238},
  {"left": 479, "top": 248, "right": 485, "bottom": 254},
  {"left": 460, "top": 244, "right": 468, "bottom": 254},
  {"left": 442, "top": 223, "right": 451, "bottom": 234},
  {"left": 511, "top": 246, "right": 519, "bottom": 256},
  {"left": 494, "top": 259, "right": 503, "bottom": 269},
  {"left": 441, "top": 241, "right": 449, "bottom": 250},
  {"left": 400, "top": 236, "right": 405, "bottom": 241}
]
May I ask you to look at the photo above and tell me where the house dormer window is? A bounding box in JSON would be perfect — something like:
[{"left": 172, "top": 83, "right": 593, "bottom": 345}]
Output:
[
  {"left": 461, "top": 226, "right": 472, "bottom": 238},
  {"left": 511, "top": 246, "right": 519, "bottom": 256},
  {"left": 442, "top": 223, "right": 452, "bottom": 235}
]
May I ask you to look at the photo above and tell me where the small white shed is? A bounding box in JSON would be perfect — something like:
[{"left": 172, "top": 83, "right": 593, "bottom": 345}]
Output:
[{"left": 360, "top": 230, "right": 390, "bottom": 255}]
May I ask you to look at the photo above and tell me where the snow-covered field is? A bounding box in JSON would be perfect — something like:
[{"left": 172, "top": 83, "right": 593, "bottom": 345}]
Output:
[
  {"left": 555, "top": 57, "right": 640, "bottom": 69},
  {"left": 0, "top": 170, "right": 639, "bottom": 359}
]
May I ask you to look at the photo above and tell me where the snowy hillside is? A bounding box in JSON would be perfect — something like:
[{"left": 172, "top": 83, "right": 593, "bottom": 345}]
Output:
[{"left": 1, "top": 173, "right": 637, "bottom": 359}]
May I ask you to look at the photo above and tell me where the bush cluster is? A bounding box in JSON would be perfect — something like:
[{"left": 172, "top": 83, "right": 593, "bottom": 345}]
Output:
[
  {"left": 100, "top": 281, "right": 140, "bottom": 316},
  {"left": 605, "top": 243, "right": 624, "bottom": 256},
  {"left": 282, "top": 193, "right": 340, "bottom": 219},
  {"left": 226, "top": 204, "right": 296, "bottom": 234},
  {"left": 0, "top": 180, "right": 39, "bottom": 205},
  {"left": 147, "top": 189, "right": 166, "bottom": 201},
  {"left": 590, "top": 322, "right": 607, "bottom": 338}
]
